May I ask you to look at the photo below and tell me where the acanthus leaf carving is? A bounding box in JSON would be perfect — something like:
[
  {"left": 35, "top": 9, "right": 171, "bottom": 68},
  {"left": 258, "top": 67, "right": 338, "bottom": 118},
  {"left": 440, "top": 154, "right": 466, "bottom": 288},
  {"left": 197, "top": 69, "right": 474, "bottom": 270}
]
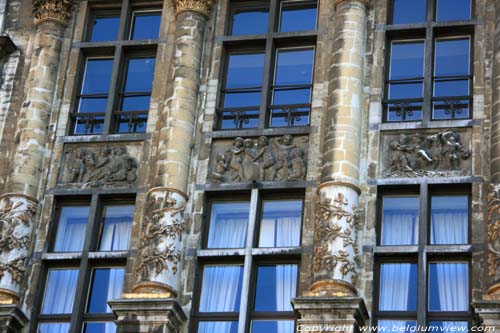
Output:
[
  {"left": 32, "top": 0, "right": 75, "bottom": 26},
  {"left": 210, "top": 135, "right": 308, "bottom": 183},
  {"left": 384, "top": 130, "right": 471, "bottom": 178},
  {"left": 488, "top": 184, "right": 500, "bottom": 278}
]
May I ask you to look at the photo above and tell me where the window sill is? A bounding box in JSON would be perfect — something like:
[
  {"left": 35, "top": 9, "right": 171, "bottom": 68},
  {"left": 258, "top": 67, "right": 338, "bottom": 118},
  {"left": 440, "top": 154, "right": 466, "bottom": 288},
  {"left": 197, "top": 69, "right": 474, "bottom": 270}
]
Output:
[{"left": 61, "top": 132, "right": 150, "bottom": 143}]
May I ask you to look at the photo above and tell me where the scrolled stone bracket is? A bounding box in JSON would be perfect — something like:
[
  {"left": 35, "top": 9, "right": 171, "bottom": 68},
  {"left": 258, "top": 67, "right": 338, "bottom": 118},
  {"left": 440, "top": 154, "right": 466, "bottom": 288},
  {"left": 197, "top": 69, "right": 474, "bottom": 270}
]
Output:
[
  {"left": 32, "top": 0, "right": 76, "bottom": 27},
  {"left": 0, "top": 193, "right": 38, "bottom": 304},
  {"left": 132, "top": 187, "right": 189, "bottom": 298},
  {"left": 171, "top": 0, "right": 215, "bottom": 18}
]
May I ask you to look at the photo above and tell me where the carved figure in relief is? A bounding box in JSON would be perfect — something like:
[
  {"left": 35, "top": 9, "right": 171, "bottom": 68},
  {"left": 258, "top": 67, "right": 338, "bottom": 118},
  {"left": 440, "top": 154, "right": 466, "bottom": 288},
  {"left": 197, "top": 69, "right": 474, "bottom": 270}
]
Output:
[
  {"left": 62, "top": 146, "right": 138, "bottom": 187},
  {"left": 210, "top": 135, "right": 308, "bottom": 183},
  {"left": 385, "top": 130, "right": 470, "bottom": 177}
]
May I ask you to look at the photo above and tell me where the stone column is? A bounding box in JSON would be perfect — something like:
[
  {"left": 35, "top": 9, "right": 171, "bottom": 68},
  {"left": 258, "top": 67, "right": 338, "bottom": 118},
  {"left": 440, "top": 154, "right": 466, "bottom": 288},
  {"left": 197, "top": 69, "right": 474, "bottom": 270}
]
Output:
[
  {"left": 294, "top": 0, "right": 370, "bottom": 328},
  {"left": 129, "top": 0, "right": 213, "bottom": 299},
  {"left": 309, "top": 0, "right": 369, "bottom": 297},
  {"left": 0, "top": 0, "right": 73, "bottom": 306},
  {"left": 486, "top": 0, "right": 500, "bottom": 302}
]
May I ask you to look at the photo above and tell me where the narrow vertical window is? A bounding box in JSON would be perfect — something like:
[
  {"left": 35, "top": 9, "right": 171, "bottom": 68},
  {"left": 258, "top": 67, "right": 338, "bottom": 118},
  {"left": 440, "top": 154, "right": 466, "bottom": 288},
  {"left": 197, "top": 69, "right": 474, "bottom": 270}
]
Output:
[{"left": 53, "top": 205, "right": 90, "bottom": 252}]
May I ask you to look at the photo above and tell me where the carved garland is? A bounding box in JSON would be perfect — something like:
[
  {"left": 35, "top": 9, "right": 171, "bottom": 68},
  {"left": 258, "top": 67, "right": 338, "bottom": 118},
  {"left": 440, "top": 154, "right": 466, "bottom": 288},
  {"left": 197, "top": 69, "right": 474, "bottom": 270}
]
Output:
[
  {"left": 488, "top": 185, "right": 500, "bottom": 277},
  {"left": 136, "top": 191, "right": 186, "bottom": 283},
  {"left": 312, "top": 193, "right": 359, "bottom": 284}
]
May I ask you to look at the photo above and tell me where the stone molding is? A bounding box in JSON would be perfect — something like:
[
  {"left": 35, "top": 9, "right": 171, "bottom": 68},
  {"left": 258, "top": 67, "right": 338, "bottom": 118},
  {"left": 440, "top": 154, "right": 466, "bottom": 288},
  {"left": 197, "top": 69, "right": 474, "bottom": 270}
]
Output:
[
  {"left": 33, "top": 0, "right": 75, "bottom": 26},
  {"left": 334, "top": 0, "right": 371, "bottom": 8},
  {"left": 473, "top": 301, "right": 500, "bottom": 330},
  {"left": 0, "top": 305, "right": 28, "bottom": 333},
  {"left": 171, "top": 0, "right": 215, "bottom": 17}
]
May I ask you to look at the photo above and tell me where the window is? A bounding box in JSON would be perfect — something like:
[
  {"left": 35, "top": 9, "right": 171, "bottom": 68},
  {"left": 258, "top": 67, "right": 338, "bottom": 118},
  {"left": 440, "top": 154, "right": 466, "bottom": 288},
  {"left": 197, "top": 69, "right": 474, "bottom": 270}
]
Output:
[
  {"left": 35, "top": 197, "right": 135, "bottom": 333},
  {"left": 71, "top": 1, "right": 161, "bottom": 135},
  {"left": 217, "top": 0, "right": 317, "bottom": 130},
  {"left": 385, "top": 0, "right": 473, "bottom": 122},
  {"left": 192, "top": 190, "right": 304, "bottom": 333},
  {"left": 375, "top": 185, "right": 471, "bottom": 330}
]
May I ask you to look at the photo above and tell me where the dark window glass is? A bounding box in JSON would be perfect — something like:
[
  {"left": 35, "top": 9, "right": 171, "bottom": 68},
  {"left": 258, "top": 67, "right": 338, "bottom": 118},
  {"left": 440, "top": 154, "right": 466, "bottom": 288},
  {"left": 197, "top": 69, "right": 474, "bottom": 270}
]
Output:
[
  {"left": 259, "top": 200, "right": 302, "bottom": 247},
  {"left": 386, "top": 41, "right": 424, "bottom": 121},
  {"left": 220, "top": 53, "right": 265, "bottom": 130},
  {"left": 89, "top": 15, "right": 120, "bottom": 42},
  {"left": 379, "top": 263, "right": 418, "bottom": 311},
  {"left": 231, "top": 8, "right": 269, "bottom": 35},
  {"left": 378, "top": 321, "right": 417, "bottom": 333},
  {"left": 87, "top": 268, "right": 125, "bottom": 313},
  {"left": 433, "top": 38, "right": 470, "bottom": 119},
  {"left": 38, "top": 323, "right": 71, "bottom": 333},
  {"left": 251, "top": 320, "right": 295, "bottom": 333},
  {"left": 41, "top": 269, "right": 79, "bottom": 314},
  {"left": 429, "top": 322, "right": 468, "bottom": 332},
  {"left": 130, "top": 11, "right": 161, "bottom": 40},
  {"left": 207, "top": 202, "right": 249, "bottom": 249},
  {"left": 381, "top": 196, "right": 419, "bottom": 246},
  {"left": 279, "top": 1, "right": 317, "bottom": 32},
  {"left": 254, "top": 264, "right": 297, "bottom": 312},
  {"left": 270, "top": 48, "right": 314, "bottom": 127},
  {"left": 431, "top": 196, "right": 468, "bottom": 245},
  {"left": 53, "top": 206, "right": 90, "bottom": 252},
  {"left": 428, "top": 263, "right": 468, "bottom": 311},
  {"left": 75, "top": 58, "right": 113, "bottom": 134},
  {"left": 392, "top": 0, "right": 426, "bottom": 25},
  {"left": 116, "top": 57, "right": 156, "bottom": 133},
  {"left": 99, "top": 205, "right": 134, "bottom": 251},
  {"left": 198, "top": 322, "right": 239, "bottom": 333},
  {"left": 436, "top": 0, "right": 471, "bottom": 22},
  {"left": 199, "top": 265, "right": 244, "bottom": 312},
  {"left": 83, "top": 323, "right": 116, "bottom": 333}
]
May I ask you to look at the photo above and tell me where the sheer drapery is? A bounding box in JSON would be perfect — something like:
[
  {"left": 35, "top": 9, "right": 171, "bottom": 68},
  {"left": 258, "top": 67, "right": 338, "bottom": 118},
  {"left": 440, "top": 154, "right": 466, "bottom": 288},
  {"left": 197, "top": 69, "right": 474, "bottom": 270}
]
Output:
[
  {"left": 251, "top": 320, "right": 296, "bottom": 333},
  {"left": 379, "top": 263, "right": 416, "bottom": 311},
  {"left": 99, "top": 205, "right": 133, "bottom": 251},
  {"left": 275, "top": 264, "right": 297, "bottom": 333},
  {"left": 53, "top": 207, "right": 89, "bottom": 252},
  {"left": 430, "top": 263, "right": 468, "bottom": 311},
  {"left": 41, "top": 269, "right": 79, "bottom": 315},
  {"left": 208, "top": 203, "right": 249, "bottom": 248},
  {"left": 38, "top": 323, "right": 71, "bottom": 333},
  {"left": 431, "top": 211, "right": 468, "bottom": 244},
  {"left": 378, "top": 321, "right": 416, "bottom": 333},
  {"left": 430, "top": 321, "right": 468, "bottom": 332},
  {"left": 381, "top": 212, "right": 418, "bottom": 245},
  {"left": 259, "top": 200, "right": 302, "bottom": 247},
  {"left": 198, "top": 322, "right": 238, "bottom": 333},
  {"left": 199, "top": 266, "right": 243, "bottom": 332},
  {"left": 105, "top": 268, "right": 125, "bottom": 313}
]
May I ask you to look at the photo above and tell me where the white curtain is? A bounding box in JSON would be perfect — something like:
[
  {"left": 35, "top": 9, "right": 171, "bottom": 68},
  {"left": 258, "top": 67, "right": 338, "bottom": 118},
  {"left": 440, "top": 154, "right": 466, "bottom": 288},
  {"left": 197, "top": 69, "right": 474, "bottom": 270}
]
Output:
[
  {"left": 99, "top": 220, "right": 132, "bottom": 251},
  {"left": 41, "top": 270, "right": 79, "bottom": 315},
  {"left": 276, "top": 265, "right": 297, "bottom": 333},
  {"left": 433, "top": 263, "right": 468, "bottom": 311},
  {"left": 38, "top": 323, "right": 71, "bottom": 333},
  {"left": 198, "top": 322, "right": 237, "bottom": 333},
  {"left": 431, "top": 211, "right": 468, "bottom": 244},
  {"left": 106, "top": 268, "right": 125, "bottom": 313},
  {"left": 208, "top": 217, "right": 247, "bottom": 248},
  {"left": 379, "top": 264, "right": 414, "bottom": 311},
  {"left": 378, "top": 321, "right": 416, "bottom": 333},
  {"left": 199, "top": 266, "right": 242, "bottom": 332},
  {"left": 54, "top": 219, "right": 87, "bottom": 252},
  {"left": 381, "top": 212, "right": 418, "bottom": 245},
  {"left": 275, "top": 217, "right": 301, "bottom": 247}
]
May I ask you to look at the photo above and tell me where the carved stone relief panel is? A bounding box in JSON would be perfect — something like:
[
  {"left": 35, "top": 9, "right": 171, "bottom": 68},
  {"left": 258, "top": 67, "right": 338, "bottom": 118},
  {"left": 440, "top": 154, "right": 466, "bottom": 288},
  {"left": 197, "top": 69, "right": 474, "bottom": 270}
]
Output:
[
  {"left": 59, "top": 144, "right": 141, "bottom": 188},
  {"left": 488, "top": 184, "right": 500, "bottom": 282},
  {"left": 208, "top": 135, "right": 308, "bottom": 183},
  {"left": 380, "top": 130, "right": 472, "bottom": 178}
]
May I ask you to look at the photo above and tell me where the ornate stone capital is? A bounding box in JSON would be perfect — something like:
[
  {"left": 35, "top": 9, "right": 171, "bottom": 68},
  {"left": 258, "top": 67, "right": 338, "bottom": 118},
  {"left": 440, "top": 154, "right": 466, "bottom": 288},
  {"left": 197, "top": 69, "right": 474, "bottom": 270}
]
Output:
[
  {"left": 172, "top": 0, "right": 215, "bottom": 17},
  {"left": 334, "top": 0, "right": 371, "bottom": 9},
  {"left": 32, "top": 0, "right": 75, "bottom": 27}
]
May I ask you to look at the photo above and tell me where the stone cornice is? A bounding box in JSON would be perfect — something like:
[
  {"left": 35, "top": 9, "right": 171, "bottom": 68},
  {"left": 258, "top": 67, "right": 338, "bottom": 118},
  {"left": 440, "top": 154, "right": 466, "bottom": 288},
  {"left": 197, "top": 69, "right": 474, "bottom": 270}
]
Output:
[
  {"left": 32, "top": 0, "right": 74, "bottom": 27},
  {"left": 171, "top": 0, "right": 215, "bottom": 17},
  {"left": 334, "top": 0, "right": 371, "bottom": 9}
]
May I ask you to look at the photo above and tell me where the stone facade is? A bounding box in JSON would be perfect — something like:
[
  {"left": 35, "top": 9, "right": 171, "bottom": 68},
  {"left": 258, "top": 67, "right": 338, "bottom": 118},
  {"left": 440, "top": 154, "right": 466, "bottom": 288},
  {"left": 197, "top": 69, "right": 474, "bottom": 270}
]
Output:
[{"left": 0, "top": 0, "right": 496, "bottom": 331}]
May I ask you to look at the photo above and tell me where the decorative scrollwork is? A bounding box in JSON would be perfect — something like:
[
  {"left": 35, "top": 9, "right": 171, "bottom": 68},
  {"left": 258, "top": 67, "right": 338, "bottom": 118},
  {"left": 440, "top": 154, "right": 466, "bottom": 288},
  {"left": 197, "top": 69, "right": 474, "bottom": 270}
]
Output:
[
  {"left": 488, "top": 184, "right": 500, "bottom": 277},
  {"left": 136, "top": 189, "right": 186, "bottom": 284},
  {"left": 32, "top": 0, "right": 75, "bottom": 26}
]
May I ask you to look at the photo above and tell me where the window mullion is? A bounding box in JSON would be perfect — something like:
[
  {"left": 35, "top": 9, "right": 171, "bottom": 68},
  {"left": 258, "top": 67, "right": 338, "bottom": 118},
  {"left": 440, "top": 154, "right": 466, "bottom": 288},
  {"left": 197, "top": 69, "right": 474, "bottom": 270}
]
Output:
[
  {"left": 417, "top": 184, "right": 428, "bottom": 327},
  {"left": 103, "top": 46, "right": 123, "bottom": 134},
  {"left": 238, "top": 189, "right": 259, "bottom": 333},
  {"left": 423, "top": 26, "right": 433, "bottom": 126},
  {"left": 258, "top": 39, "right": 274, "bottom": 129}
]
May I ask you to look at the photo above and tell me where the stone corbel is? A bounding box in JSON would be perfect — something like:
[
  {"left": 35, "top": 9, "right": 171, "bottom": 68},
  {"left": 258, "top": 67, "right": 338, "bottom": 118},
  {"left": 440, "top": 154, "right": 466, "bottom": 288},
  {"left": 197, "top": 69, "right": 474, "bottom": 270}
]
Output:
[{"left": 171, "top": 0, "right": 215, "bottom": 17}]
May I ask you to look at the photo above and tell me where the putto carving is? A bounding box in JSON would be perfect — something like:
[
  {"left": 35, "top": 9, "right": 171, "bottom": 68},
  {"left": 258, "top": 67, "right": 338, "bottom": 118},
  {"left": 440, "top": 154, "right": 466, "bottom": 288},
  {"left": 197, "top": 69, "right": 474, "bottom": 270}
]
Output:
[
  {"left": 384, "top": 130, "right": 471, "bottom": 178},
  {"left": 488, "top": 184, "right": 500, "bottom": 278},
  {"left": 209, "top": 135, "right": 308, "bottom": 183},
  {"left": 0, "top": 195, "right": 37, "bottom": 286},
  {"left": 171, "top": 0, "right": 215, "bottom": 17},
  {"left": 136, "top": 189, "right": 186, "bottom": 287},
  {"left": 32, "top": 0, "right": 75, "bottom": 26},
  {"left": 312, "top": 193, "right": 357, "bottom": 281},
  {"left": 61, "top": 146, "right": 138, "bottom": 188}
]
